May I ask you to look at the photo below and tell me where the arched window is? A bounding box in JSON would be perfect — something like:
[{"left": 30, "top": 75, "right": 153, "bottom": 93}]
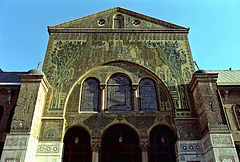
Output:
[
  {"left": 107, "top": 74, "right": 132, "bottom": 111},
  {"left": 140, "top": 78, "right": 158, "bottom": 111},
  {"left": 114, "top": 14, "right": 124, "bottom": 28},
  {"left": 81, "top": 78, "right": 100, "bottom": 112}
]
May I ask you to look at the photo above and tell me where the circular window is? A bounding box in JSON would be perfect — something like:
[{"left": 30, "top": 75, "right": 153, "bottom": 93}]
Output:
[
  {"left": 132, "top": 19, "right": 140, "bottom": 26},
  {"left": 97, "top": 19, "right": 106, "bottom": 26}
]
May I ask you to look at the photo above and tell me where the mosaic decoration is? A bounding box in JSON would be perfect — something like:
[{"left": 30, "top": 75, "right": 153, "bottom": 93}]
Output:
[
  {"left": 47, "top": 41, "right": 86, "bottom": 110},
  {"left": 42, "top": 9, "right": 195, "bottom": 117},
  {"left": 40, "top": 120, "right": 63, "bottom": 141},
  {"left": 124, "top": 115, "right": 156, "bottom": 130},
  {"left": 83, "top": 114, "right": 116, "bottom": 130},
  {"left": 44, "top": 39, "right": 192, "bottom": 114},
  {"left": 175, "top": 120, "right": 199, "bottom": 140}
]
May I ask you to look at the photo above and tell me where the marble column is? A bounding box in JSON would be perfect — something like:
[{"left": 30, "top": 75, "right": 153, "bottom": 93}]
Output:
[
  {"left": 91, "top": 137, "right": 101, "bottom": 162},
  {"left": 140, "top": 139, "right": 149, "bottom": 162},
  {"left": 132, "top": 84, "right": 139, "bottom": 111},
  {"left": 99, "top": 84, "right": 105, "bottom": 112}
]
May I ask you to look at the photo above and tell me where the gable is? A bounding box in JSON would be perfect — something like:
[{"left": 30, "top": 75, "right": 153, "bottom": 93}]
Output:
[{"left": 50, "top": 7, "right": 188, "bottom": 30}]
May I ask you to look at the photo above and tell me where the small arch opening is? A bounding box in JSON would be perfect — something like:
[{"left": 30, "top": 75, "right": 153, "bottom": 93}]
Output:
[{"left": 114, "top": 14, "right": 124, "bottom": 28}]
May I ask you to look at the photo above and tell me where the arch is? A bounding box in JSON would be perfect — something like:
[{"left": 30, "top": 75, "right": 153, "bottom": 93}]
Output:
[
  {"left": 101, "top": 124, "right": 141, "bottom": 162},
  {"left": 139, "top": 78, "right": 158, "bottom": 111},
  {"left": 80, "top": 77, "right": 100, "bottom": 112},
  {"left": 107, "top": 73, "right": 132, "bottom": 111},
  {"left": 114, "top": 14, "right": 124, "bottom": 28},
  {"left": 64, "top": 60, "right": 175, "bottom": 117},
  {"left": 148, "top": 125, "right": 176, "bottom": 162},
  {"left": 0, "top": 106, "right": 4, "bottom": 123},
  {"left": 63, "top": 126, "right": 91, "bottom": 162}
]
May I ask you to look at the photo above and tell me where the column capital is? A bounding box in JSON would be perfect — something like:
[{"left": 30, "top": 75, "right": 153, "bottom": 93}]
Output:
[
  {"left": 132, "top": 84, "right": 139, "bottom": 90},
  {"left": 99, "top": 84, "right": 106, "bottom": 90},
  {"left": 140, "top": 138, "right": 149, "bottom": 151},
  {"left": 91, "top": 137, "right": 101, "bottom": 151}
]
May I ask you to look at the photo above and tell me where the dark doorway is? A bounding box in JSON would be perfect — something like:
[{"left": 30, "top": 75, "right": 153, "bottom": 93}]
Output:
[
  {"left": 149, "top": 125, "right": 176, "bottom": 162},
  {"left": 101, "top": 124, "right": 141, "bottom": 162},
  {"left": 63, "top": 127, "right": 91, "bottom": 162}
]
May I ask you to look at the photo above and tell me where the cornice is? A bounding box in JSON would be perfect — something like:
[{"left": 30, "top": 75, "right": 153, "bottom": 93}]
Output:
[
  {"left": 189, "top": 73, "right": 218, "bottom": 92},
  {"left": 48, "top": 28, "right": 189, "bottom": 34}
]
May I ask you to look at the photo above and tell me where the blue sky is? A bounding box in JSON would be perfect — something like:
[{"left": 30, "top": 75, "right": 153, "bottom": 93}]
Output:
[{"left": 0, "top": 0, "right": 239, "bottom": 71}]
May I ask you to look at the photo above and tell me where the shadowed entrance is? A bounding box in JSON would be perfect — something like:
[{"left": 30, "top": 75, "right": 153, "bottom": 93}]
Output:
[
  {"left": 101, "top": 124, "right": 141, "bottom": 162},
  {"left": 63, "top": 126, "right": 92, "bottom": 162},
  {"left": 149, "top": 125, "right": 176, "bottom": 162}
]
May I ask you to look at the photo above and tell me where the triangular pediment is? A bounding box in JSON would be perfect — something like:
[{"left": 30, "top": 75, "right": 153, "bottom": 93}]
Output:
[{"left": 50, "top": 7, "right": 188, "bottom": 30}]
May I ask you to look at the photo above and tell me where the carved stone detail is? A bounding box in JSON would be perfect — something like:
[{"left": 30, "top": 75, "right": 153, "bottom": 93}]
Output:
[
  {"left": 139, "top": 139, "right": 149, "bottom": 151},
  {"left": 212, "top": 136, "right": 232, "bottom": 145},
  {"left": 37, "top": 144, "right": 60, "bottom": 153},
  {"left": 91, "top": 137, "right": 101, "bottom": 151},
  {"left": 179, "top": 143, "right": 203, "bottom": 152},
  {"left": 5, "top": 137, "right": 27, "bottom": 146}
]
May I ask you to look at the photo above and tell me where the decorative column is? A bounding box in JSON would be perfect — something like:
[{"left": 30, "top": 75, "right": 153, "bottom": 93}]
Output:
[
  {"left": 189, "top": 71, "right": 239, "bottom": 162},
  {"left": 91, "top": 137, "right": 101, "bottom": 162},
  {"left": 140, "top": 138, "right": 149, "bottom": 162},
  {"left": 132, "top": 84, "right": 139, "bottom": 111},
  {"left": 100, "top": 84, "right": 105, "bottom": 112}
]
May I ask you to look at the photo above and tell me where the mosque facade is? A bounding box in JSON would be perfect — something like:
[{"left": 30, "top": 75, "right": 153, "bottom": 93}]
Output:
[{"left": 0, "top": 7, "right": 239, "bottom": 162}]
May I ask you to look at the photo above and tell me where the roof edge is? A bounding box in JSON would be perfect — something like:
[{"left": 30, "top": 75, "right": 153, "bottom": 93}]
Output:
[{"left": 49, "top": 7, "right": 189, "bottom": 31}]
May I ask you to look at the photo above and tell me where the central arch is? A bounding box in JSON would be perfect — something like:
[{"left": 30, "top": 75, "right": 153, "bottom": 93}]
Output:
[{"left": 101, "top": 124, "right": 141, "bottom": 162}]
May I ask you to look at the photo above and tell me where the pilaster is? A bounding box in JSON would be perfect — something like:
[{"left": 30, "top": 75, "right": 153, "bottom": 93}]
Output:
[
  {"left": 1, "top": 70, "right": 51, "bottom": 162},
  {"left": 189, "top": 71, "right": 239, "bottom": 161},
  {"left": 175, "top": 140, "right": 205, "bottom": 162}
]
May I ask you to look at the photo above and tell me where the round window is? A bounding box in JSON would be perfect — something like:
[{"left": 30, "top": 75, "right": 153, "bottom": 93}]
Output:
[{"left": 97, "top": 19, "right": 106, "bottom": 26}]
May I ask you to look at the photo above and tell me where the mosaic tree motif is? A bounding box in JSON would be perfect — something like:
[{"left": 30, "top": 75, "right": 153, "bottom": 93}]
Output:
[
  {"left": 81, "top": 78, "right": 100, "bottom": 112},
  {"left": 152, "top": 41, "right": 188, "bottom": 109},
  {"left": 107, "top": 74, "right": 132, "bottom": 111},
  {"left": 49, "top": 41, "right": 86, "bottom": 109},
  {"left": 139, "top": 78, "right": 158, "bottom": 111}
]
